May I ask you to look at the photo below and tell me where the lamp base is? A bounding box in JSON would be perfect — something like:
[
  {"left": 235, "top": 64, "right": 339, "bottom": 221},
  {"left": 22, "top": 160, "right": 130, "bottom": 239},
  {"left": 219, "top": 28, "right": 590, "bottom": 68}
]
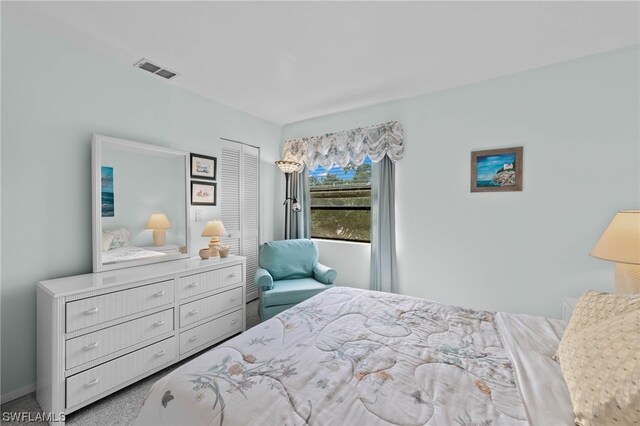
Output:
[
  {"left": 615, "top": 263, "right": 640, "bottom": 294},
  {"left": 152, "top": 229, "right": 166, "bottom": 246},
  {"left": 209, "top": 237, "right": 221, "bottom": 257}
]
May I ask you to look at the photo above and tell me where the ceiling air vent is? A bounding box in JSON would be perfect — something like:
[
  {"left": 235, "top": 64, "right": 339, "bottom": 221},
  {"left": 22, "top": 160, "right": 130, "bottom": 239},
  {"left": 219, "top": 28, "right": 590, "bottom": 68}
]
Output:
[{"left": 134, "top": 59, "right": 179, "bottom": 80}]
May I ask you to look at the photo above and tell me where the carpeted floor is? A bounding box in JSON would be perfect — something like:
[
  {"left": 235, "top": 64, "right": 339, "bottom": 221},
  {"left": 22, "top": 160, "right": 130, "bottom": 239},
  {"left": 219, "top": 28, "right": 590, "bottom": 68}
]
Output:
[{"left": 1, "top": 299, "right": 261, "bottom": 426}]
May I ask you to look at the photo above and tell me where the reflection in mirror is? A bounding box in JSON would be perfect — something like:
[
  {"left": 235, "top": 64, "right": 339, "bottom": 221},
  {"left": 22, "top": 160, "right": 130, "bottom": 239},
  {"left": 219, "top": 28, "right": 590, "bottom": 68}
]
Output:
[{"left": 92, "top": 134, "right": 190, "bottom": 272}]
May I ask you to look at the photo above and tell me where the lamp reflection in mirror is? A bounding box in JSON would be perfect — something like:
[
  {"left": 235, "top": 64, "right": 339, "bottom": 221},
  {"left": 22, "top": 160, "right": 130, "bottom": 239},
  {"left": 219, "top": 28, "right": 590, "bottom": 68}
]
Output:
[
  {"left": 590, "top": 210, "right": 640, "bottom": 294},
  {"left": 146, "top": 213, "right": 172, "bottom": 246},
  {"left": 201, "top": 220, "right": 228, "bottom": 257}
]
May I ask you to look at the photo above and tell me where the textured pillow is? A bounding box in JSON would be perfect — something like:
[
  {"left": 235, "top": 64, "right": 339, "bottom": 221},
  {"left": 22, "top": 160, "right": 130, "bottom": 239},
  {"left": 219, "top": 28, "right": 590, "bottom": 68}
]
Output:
[
  {"left": 103, "top": 228, "right": 132, "bottom": 251},
  {"left": 557, "top": 292, "right": 640, "bottom": 425},
  {"left": 562, "top": 291, "right": 640, "bottom": 339}
]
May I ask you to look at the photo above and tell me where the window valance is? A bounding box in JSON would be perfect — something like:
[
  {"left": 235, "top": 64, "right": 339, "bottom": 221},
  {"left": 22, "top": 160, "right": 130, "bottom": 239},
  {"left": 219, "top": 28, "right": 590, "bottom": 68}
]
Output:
[{"left": 283, "top": 121, "right": 404, "bottom": 170}]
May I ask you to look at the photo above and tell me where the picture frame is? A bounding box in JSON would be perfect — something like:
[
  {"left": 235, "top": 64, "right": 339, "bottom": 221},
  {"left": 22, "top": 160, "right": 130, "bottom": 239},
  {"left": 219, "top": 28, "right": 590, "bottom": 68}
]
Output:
[
  {"left": 190, "top": 153, "right": 216, "bottom": 180},
  {"left": 191, "top": 181, "right": 217, "bottom": 206},
  {"left": 471, "top": 146, "right": 523, "bottom": 192}
]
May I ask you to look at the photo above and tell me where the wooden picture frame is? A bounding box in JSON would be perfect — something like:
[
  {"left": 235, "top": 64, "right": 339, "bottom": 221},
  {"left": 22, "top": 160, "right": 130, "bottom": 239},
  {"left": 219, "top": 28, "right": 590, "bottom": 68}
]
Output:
[
  {"left": 191, "top": 181, "right": 217, "bottom": 205},
  {"left": 471, "top": 146, "right": 523, "bottom": 192},
  {"left": 190, "top": 153, "right": 216, "bottom": 180}
]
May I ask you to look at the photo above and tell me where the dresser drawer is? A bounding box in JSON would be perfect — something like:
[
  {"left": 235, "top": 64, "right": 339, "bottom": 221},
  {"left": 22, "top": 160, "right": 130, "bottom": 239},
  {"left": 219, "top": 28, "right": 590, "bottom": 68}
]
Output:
[
  {"left": 65, "top": 309, "right": 174, "bottom": 370},
  {"left": 66, "top": 337, "right": 175, "bottom": 409},
  {"left": 180, "top": 286, "right": 243, "bottom": 328},
  {"left": 178, "top": 265, "right": 242, "bottom": 299},
  {"left": 180, "top": 310, "right": 243, "bottom": 355},
  {"left": 66, "top": 280, "right": 174, "bottom": 333}
]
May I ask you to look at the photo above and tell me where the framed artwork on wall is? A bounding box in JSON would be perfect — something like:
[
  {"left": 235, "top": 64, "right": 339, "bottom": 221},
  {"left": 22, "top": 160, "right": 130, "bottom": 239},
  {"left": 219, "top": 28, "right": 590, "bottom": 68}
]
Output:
[
  {"left": 190, "top": 153, "right": 217, "bottom": 180},
  {"left": 191, "top": 181, "right": 217, "bottom": 206},
  {"left": 471, "top": 146, "right": 523, "bottom": 192}
]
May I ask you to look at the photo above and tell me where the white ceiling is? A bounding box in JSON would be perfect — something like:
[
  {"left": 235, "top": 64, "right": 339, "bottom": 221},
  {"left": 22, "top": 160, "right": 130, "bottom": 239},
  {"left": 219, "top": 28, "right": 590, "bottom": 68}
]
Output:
[{"left": 4, "top": 1, "right": 639, "bottom": 125}]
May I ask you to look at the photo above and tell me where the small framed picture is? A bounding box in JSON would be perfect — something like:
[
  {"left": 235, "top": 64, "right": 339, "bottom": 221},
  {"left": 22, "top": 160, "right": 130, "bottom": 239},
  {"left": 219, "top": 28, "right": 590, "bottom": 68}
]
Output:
[
  {"left": 191, "top": 181, "right": 217, "bottom": 206},
  {"left": 190, "top": 153, "right": 216, "bottom": 180},
  {"left": 471, "top": 146, "right": 523, "bottom": 192}
]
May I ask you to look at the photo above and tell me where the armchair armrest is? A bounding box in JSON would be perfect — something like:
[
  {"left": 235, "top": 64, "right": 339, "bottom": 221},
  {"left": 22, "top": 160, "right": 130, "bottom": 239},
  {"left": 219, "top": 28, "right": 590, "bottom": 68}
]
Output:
[
  {"left": 255, "top": 267, "right": 274, "bottom": 290},
  {"left": 313, "top": 263, "right": 337, "bottom": 284}
]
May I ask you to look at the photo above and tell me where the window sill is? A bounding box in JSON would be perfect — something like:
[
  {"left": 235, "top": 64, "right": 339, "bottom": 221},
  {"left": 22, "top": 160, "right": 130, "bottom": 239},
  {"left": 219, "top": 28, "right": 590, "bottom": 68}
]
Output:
[{"left": 312, "top": 238, "right": 371, "bottom": 247}]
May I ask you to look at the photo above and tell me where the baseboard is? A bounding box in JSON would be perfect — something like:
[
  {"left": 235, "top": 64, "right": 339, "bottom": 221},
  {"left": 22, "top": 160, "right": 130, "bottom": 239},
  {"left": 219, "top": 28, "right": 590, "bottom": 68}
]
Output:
[{"left": 1, "top": 383, "right": 35, "bottom": 404}]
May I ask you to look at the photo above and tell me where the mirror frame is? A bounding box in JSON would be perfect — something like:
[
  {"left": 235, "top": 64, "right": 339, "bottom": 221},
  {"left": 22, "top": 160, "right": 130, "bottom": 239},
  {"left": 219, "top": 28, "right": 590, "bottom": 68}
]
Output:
[{"left": 91, "top": 134, "right": 191, "bottom": 272}]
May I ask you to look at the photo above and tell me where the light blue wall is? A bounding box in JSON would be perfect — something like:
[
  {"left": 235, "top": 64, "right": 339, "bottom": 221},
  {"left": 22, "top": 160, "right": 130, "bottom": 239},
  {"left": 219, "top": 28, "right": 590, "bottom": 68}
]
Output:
[
  {"left": 0, "top": 18, "right": 282, "bottom": 395},
  {"left": 284, "top": 46, "right": 640, "bottom": 318}
]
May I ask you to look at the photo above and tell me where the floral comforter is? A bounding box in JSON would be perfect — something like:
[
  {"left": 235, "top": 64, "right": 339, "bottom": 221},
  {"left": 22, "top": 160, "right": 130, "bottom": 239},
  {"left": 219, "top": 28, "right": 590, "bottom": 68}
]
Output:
[{"left": 135, "top": 287, "right": 531, "bottom": 425}]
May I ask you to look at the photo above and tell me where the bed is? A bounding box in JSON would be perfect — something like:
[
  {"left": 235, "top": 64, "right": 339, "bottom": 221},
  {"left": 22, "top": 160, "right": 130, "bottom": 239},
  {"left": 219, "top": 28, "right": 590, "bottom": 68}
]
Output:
[{"left": 135, "top": 287, "right": 578, "bottom": 425}]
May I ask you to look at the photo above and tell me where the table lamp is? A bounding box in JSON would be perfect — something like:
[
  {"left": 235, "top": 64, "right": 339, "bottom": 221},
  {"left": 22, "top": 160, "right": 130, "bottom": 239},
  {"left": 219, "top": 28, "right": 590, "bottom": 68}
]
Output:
[
  {"left": 201, "top": 220, "right": 228, "bottom": 257},
  {"left": 590, "top": 210, "right": 640, "bottom": 294},
  {"left": 146, "top": 213, "right": 171, "bottom": 246}
]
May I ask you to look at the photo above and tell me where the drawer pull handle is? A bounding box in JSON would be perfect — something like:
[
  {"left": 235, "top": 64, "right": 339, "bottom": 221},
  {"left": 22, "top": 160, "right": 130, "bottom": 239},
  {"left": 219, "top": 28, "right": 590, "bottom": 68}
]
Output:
[
  {"left": 189, "top": 309, "right": 199, "bottom": 316},
  {"left": 153, "top": 320, "right": 165, "bottom": 327},
  {"left": 85, "top": 378, "right": 99, "bottom": 387},
  {"left": 83, "top": 342, "right": 99, "bottom": 351},
  {"left": 154, "top": 290, "right": 166, "bottom": 297},
  {"left": 189, "top": 282, "right": 198, "bottom": 288},
  {"left": 231, "top": 318, "right": 238, "bottom": 325},
  {"left": 155, "top": 350, "right": 166, "bottom": 358},
  {"left": 188, "top": 336, "right": 199, "bottom": 342},
  {"left": 84, "top": 307, "right": 99, "bottom": 315},
  {"left": 230, "top": 296, "right": 238, "bottom": 302},
  {"left": 228, "top": 273, "right": 237, "bottom": 278}
]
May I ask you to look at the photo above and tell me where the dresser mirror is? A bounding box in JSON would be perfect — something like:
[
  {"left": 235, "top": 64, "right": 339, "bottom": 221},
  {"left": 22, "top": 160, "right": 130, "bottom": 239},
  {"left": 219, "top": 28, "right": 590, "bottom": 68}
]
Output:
[{"left": 92, "top": 134, "right": 190, "bottom": 272}]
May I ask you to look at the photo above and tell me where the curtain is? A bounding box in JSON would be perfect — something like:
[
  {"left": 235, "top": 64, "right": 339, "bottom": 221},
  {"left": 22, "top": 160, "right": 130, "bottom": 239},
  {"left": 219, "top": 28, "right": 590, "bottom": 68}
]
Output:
[
  {"left": 370, "top": 156, "right": 398, "bottom": 293},
  {"left": 288, "top": 167, "right": 311, "bottom": 239},
  {"left": 283, "top": 121, "right": 404, "bottom": 169}
]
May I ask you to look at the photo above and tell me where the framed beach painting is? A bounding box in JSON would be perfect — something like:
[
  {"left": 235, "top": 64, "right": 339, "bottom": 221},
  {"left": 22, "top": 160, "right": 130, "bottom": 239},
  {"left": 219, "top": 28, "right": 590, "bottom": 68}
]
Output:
[
  {"left": 191, "top": 181, "right": 217, "bottom": 206},
  {"left": 471, "top": 146, "right": 523, "bottom": 192},
  {"left": 190, "top": 153, "right": 216, "bottom": 180}
]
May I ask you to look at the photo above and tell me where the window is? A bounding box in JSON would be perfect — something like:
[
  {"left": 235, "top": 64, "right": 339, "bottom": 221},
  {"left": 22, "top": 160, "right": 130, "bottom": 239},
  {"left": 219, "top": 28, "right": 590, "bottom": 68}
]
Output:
[{"left": 309, "top": 157, "right": 371, "bottom": 242}]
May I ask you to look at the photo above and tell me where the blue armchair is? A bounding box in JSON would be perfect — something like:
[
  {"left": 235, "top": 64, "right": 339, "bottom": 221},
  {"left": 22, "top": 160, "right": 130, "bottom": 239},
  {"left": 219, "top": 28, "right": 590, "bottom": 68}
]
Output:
[{"left": 256, "top": 239, "right": 337, "bottom": 321}]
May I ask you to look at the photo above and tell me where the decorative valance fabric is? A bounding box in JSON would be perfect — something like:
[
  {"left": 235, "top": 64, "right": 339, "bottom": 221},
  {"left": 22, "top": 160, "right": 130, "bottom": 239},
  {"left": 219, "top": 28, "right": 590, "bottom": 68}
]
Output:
[{"left": 283, "top": 121, "right": 404, "bottom": 170}]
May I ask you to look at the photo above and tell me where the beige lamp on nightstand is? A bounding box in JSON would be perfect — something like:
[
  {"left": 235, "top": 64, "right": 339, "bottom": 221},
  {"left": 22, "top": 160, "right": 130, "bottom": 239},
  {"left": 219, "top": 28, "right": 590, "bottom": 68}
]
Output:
[
  {"left": 590, "top": 210, "right": 640, "bottom": 294},
  {"left": 201, "top": 220, "right": 228, "bottom": 257},
  {"left": 146, "top": 213, "right": 172, "bottom": 246}
]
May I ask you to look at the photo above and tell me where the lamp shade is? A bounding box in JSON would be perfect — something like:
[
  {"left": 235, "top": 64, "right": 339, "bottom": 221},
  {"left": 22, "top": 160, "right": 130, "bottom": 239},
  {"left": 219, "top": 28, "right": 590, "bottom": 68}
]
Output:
[
  {"left": 146, "top": 213, "right": 171, "bottom": 229},
  {"left": 201, "top": 220, "right": 228, "bottom": 237},
  {"left": 591, "top": 211, "right": 640, "bottom": 265},
  {"left": 275, "top": 159, "right": 301, "bottom": 174}
]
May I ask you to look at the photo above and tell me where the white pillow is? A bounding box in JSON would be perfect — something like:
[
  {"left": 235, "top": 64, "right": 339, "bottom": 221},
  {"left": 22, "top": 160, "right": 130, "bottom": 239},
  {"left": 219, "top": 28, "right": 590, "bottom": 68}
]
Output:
[{"left": 102, "top": 228, "right": 132, "bottom": 251}]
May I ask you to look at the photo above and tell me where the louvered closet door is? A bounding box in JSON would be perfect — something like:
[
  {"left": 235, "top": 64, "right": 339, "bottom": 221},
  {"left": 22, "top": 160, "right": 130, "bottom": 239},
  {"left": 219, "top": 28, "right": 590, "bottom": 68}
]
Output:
[
  {"left": 220, "top": 140, "right": 260, "bottom": 302},
  {"left": 242, "top": 146, "right": 259, "bottom": 302}
]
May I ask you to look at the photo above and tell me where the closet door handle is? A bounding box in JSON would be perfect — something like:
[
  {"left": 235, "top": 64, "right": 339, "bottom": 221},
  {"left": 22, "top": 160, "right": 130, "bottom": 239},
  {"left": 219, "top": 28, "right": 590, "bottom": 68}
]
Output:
[
  {"left": 154, "top": 290, "right": 166, "bottom": 297},
  {"left": 84, "top": 307, "right": 99, "bottom": 315},
  {"left": 83, "top": 341, "right": 99, "bottom": 351},
  {"left": 84, "top": 378, "right": 99, "bottom": 387},
  {"left": 154, "top": 350, "right": 166, "bottom": 358},
  {"left": 153, "top": 320, "right": 165, "bottom": 327}
]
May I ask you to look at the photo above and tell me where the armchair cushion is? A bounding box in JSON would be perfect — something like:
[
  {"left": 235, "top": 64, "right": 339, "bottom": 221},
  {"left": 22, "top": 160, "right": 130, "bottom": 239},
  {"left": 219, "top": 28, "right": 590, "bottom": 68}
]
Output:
[
  {"left": 313, "top": 263, "right": 337, "bottom": 284},
  {"left": 260, "top": 278, "right": 334, "bottom": 307},
  {"left": 259, "top": 239, "right": 319, "bottom": 280},
  {"left": 255, "top": 267, "right": 274, "bottom": 290}
]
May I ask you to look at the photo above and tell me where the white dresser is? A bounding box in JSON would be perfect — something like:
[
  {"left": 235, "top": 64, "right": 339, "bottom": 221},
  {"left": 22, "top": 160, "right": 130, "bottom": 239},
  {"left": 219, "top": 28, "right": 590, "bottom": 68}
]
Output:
[{"left": 36, "top": 256, "right": 246, "bottom": 421}]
